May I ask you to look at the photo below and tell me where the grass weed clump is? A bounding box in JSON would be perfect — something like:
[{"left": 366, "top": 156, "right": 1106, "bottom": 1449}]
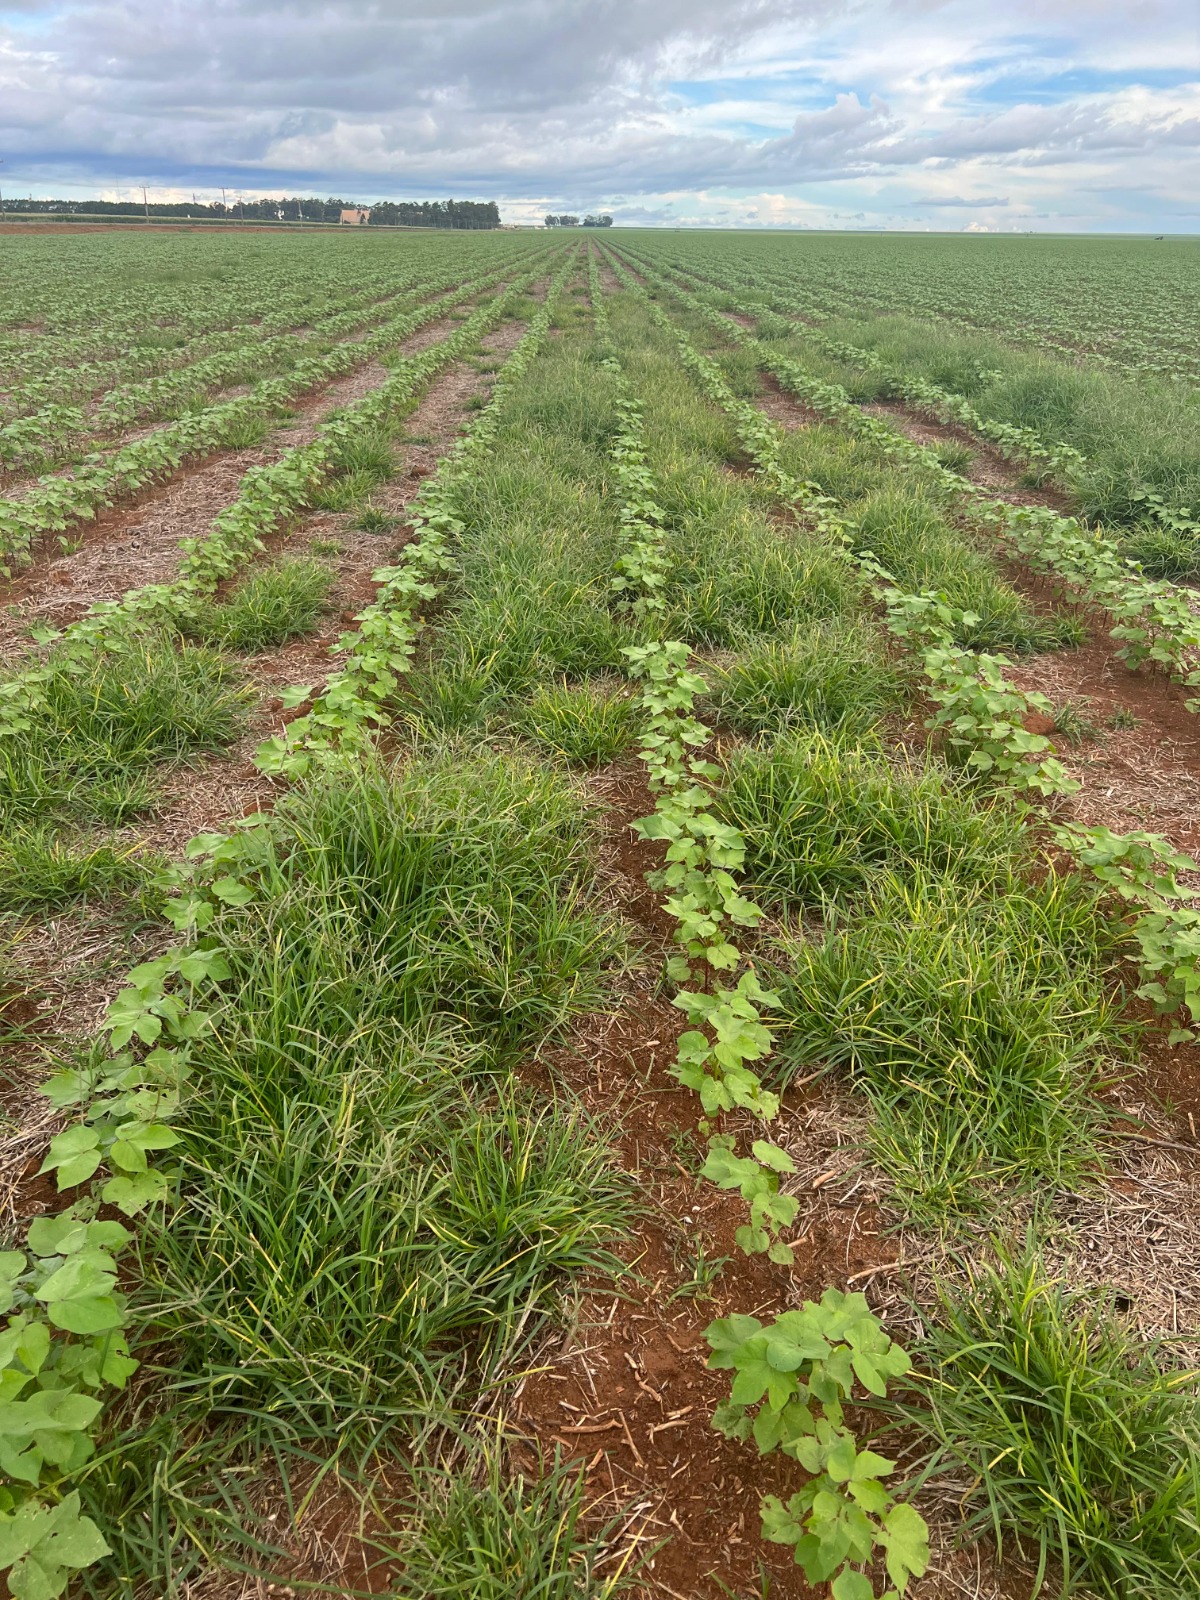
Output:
[
  {"left": 193, "top": 748, "right": 623, "bottom": 1068},
  {"left": 391, "top": 1446, "right": 641, "bottom": 1599},
  {"left": 516, "top": 679, "right": 640, "bottom": 767},
  {"left": 705, "top": 617, "right": 904, "bottom": 737},
  {"left": 0, "top": 824, "right": 153, "bottom": 909},
  {"left": 146, "top": 1058, "right": 627, "bottom": 1429},
  {"left": 137, "top": 748, "right": 629, "bottom": 1432},
  {"left": 717, "top": 731, "right": 1025, "bottom": 907},
  {"left": 772, "top": 868, "right": 1125, "bottom": 1222},
  {"left": 908, "top": 1242, "right": 1200, "bottom": 1597},
  {"left": 0, "top": 635, "right": 250, "bottom": 824},
  {"left": 313, "top": 427, "right": 396, "bottom": 510},
  {"left": 186, "top": 557, "right": 333, "bottom": 652}
]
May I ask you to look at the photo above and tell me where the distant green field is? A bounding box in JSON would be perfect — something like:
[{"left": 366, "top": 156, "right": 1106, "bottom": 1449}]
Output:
[{"left": 617, "top": 228, "right": 1200, "bottom": 384}]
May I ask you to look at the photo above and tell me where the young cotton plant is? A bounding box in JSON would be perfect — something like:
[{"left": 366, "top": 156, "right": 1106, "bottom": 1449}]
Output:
[
  {"left": 1053, "top": 820, "right": 1200, "bottom": 1039},
  {"left": 706, "top": 1291, "right": 929, "bottom": 1599},
  {"left": 0, "top": 933, "right": 233, "bottom": 1599},
  {"left": 599, "top": 342, "right": 793, "bottom": 1227}
]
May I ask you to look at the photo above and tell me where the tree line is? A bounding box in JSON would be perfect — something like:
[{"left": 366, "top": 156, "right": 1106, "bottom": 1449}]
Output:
[
  {"left": 544, "top": 214, "right": 613, "bottom": 228},
  {"left": 0, "top": 196, "right": 502, "bottom": 228}
]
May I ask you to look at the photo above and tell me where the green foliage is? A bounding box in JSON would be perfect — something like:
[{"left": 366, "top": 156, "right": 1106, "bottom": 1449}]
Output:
[
  {"left": 716, "top": 729, "right": 1024, "bottom": 907},
  {"left": 908, "top": 1243, "right": 1200, "bottom": 1597},
  {"left": 390, "top": 1447, "right": 642, "bottom": 1598},
  {"left": 184, "top": 556, "right": 333, "bottom": 653},
  {"left": 0, "top": 634, "right": 250, "bottom": 825},
  {"left": 0, "top": 826, "right": 152, "bottom": 910},
  {"left": 1052, "top": 821, "right": 1200, "bottom": 1039},
  {"left": 706, "top": 1291, "right": 929, "bottom": 1597},
  {"left": 852, "top": 489, "right": 1069, "bottom": 654}
]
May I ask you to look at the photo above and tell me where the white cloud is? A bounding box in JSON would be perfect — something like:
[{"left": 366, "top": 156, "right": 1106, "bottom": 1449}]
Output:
[{"left": 0, "top": 0, "right": 1196, "bottom": 227}]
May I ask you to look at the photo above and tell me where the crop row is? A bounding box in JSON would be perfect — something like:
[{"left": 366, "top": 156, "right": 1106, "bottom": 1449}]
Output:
[
  {"left": 609, "top": 247, "right": 1200, "bottom": 1033},
  {"left": 624, "top": 233, "right": 1200, "bottom": 387},
  {"left": 598, "top": 244, "right": 1200, "bottom": 1594},
  {"left": 624, "top": 249, "right": 1200, "bottom": 716},
  {"left": 0, "top": 231, "right": 548, "bottom": 363},
  {"left": 656, "top": 251, "right": 1200, "bottom": 555},
  {"left": 589, "top": 250, "right": 931, "bottom": 1597},
  {"left": 3, "top": 236, "right": 1196, "bottom": 1597},
  {"left": 0, "top": 262, "right": 428, "bottom": 414}
]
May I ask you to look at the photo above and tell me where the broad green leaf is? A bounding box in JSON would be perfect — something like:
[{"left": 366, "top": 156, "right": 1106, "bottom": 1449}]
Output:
[{"left": 882, "top": 1501, "right": 930, "bottom": 1591}]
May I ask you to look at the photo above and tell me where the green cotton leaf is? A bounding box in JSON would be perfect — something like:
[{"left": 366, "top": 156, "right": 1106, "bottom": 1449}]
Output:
[
  {"left": 173, "top": 948, "right": 231, "bottom": 985},
  {"left": 759, "top": 1493, "right": 805, "bottom": 1548},
  {"left": 101, "top": 1168, "right": 172, "bottom": 1216},
  {"left": 115, "top": 1121, "right": 181, "bottom": 1154},
  {"left": 0, "top": 1493, "right": 111, "bottom": 1600},
  {"left": 825, "top": 1432, "right": 859, "bottom": 1484},
  {"left": 278, "top": 683, "right": 315, "bottom": 709},
  {"left": 38, "top": 1127, "right": 102, "bottom": 1191},
  {"left": 735, "top": 1223, "right": 770, "bottom": 1256},
  {"left": 852, "top": 1449, "right": 896, "bottom": 1482},
  {"left": 851, "top": 1349, "right": 890, "bottom": 1398},
  {"left": 0, "top": 1251, "right": 27, "bottom": 1286},
  {"left": 704, "top": 1314, "right": 763, "bottom": 1365},
  {"left": 209, "top": 877, "right": 254, "bottom": 907},
  {"left": 848, "top": 1476, "right": 892, "bottom": 1515},
  {"left": 751, "top": 1139, "right": 796, "bottom": 1174},
  {"left": 882, "top": 1502, "right": 931, "bottom": 1591},
  {"left": 831, "top": 1572, "right": 875, "bottom": 1600},
  {"left": 26, "top": 1216, "right": 88, "bottom": 1258}
]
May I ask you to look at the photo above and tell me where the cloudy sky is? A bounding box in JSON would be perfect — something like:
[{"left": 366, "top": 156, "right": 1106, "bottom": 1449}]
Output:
[{"left": 1, "top": 0, "right": 1197, "bottom": 229}]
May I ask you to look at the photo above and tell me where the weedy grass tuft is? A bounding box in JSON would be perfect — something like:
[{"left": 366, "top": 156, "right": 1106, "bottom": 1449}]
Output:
[
  {"left": 717, "top": 730, "right": 1026, "bottom": 907},
  {"left": 185, "top": 557, "right": 334, "bottom": 653},
  {"left": 515, "top": 679, "right": 640, "bottom": 767},
  {"left": 313, "top": 427, "right": 397, "bottom": 510},
  {"left": 389, "top": 1443, "right": 644, "bottom": 1598},
  {"left": 905, "top": 1240, "right": 1200, "bottom": 1598},
  {"left": 135, "top": 748, "right": 630, "bottom": 1436},
  {"left": 771, "top": 866, "right": 1128, "bottom": 1222},
  {"left": 0, "top": 634, "right": 251, "bottom": 825},
  {"left": 704, "top": 617, "right": 905, "bottom": 737},
  {"left": 0, "top": 824, "right": 155, "bottom": 910},
  {"left": 852, "top": 488, "right": 1078, "bottom": 653}
]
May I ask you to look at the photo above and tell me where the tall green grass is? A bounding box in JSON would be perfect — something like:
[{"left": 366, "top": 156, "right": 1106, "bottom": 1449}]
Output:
[
  {"left": 813, "top": 313, "right": 1200, "bottom": 528},
  {"left": 906, "top": 1242, "right": 1200, "bottom": 1597},
  {"left": 185, "top": 556, "right": 333, "bottom": 653},
  {"left": 704, "top": 617, "right": 905, "bottom": 737},
  {"left": 771, "top": 867, "right": 1127, "bottom": 1223},
  {"left": 716, "top": 730, "right": 1026, "bottom": 907},
  {"left": 0, "top": 634, "right": 250, "bottom": 824},
  {"left": 390, "top": 1446, "right": 641, "bottom": 1598}
]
